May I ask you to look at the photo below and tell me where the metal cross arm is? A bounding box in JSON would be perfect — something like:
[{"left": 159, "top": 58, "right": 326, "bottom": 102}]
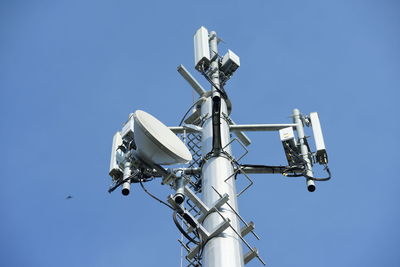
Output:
[
  {"left": 229, "top": 123, "right": 297, "bottom": 132},
  {"left": 169, "top": 125, "right": 201, "bottom": 134},
  {"left": 169, "top": 123, "right": 251, "bottom": 149},
  {"left": 226, "top": 118, "right": 252, "bottom": 147},
  {"left": 177, "top": 64, "right": 207, "bottom": 96}
]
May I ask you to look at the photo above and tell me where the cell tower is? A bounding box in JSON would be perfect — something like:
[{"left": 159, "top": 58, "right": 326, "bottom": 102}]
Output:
[{"left": 108, "top": 26, "right": 331, "bottom": 267}]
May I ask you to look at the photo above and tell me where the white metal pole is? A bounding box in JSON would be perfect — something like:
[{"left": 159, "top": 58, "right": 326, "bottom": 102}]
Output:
[
  {"left": 293, "top": 108, "right": 316, "bottom": 192},
  {"left": 201, "top": 31, "right": 244, "bottom": 267}
]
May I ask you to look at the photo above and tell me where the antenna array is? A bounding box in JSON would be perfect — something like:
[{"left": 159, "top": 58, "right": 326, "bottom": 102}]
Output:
[{"left": 107, "top": 26, "right": 331, "bottom": 267}]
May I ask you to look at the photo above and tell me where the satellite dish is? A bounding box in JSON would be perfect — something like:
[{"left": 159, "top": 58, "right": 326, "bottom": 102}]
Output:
[{"left": 133, "top": 110, "right": 192, "bottom": 165}]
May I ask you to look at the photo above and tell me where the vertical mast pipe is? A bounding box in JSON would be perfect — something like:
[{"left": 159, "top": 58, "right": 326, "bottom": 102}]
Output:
[
  {"left": 293, "top": 109, "right": 316, "bottom": 192},
  {"left": 201, "top": 31, "right": 244, "bottom": 267}
]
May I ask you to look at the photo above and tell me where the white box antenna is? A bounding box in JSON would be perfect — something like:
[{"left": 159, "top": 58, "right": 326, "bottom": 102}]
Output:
[
  {"left": 279, "top": 126, "right": 295, "bottom": 142},
  {"left": 221, "top": 49, "right": 240, "bottom": 77},
  {"left": 279, "top": 127, "right": 302, "bottom": 166},
  {"left": 309, "top": 112, "right": 328, "bottom": 164},
  {"left": 194, "top": 26, "right": 210, "bottom": 71}
]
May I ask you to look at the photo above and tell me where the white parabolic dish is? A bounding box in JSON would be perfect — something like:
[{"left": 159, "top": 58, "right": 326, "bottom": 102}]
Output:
[{"left": 133, "top": 110, "right": 192, "bottom": 165}]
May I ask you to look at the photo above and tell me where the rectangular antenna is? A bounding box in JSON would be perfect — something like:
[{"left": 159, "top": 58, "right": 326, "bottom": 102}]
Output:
[
  {"left": 109, "top": 131, "right": 123, "bottom": 180},
  {"left": 279, "top": 127, "right": 301, "bottom": 166},
  {"left": 194, "top": 26, "right": 210, "bottom": 71},
  {"left": 309, "top": 112, "right": 328, "bottom": 164},
  {"left": 221, "top": 49, "right": 240, "bottom": 77}
]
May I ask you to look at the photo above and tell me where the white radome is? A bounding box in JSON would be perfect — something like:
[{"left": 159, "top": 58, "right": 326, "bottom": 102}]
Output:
[{"left": 133, "top": 110, "right": 192, "bottom": 165}]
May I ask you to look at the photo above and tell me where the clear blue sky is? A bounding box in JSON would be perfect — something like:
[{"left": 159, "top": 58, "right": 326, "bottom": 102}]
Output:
[{"left": 1, "top": 1, "right": 399, "bottom": 266}]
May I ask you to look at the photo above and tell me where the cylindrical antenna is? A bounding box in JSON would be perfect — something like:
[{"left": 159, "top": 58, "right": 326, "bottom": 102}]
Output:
[
  {"left": 121, "top": 162, "right": 132, "bottom": 196},
  {"left": 173, "top": 172, "right": 186, "bottom": 205}
]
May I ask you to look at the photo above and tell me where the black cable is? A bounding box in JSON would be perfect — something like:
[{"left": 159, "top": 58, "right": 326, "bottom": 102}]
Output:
[
  {"left": 211, "top": 95, "right": 222, "bottom": 155},
  {"left": 240, "top": 164, "right": 302, "bottom": 175},
  {"left": 173, "top": 211, "right": 199, "bottom": 245},
  {"left": 240, "top": 164, "right": 287, "bottom": 169},
  {"left": 108, "top": 177, "right": 129, "bottom": 193},
  {"left": 283, "top": 142, "right": 331, "bottom": 181},
  {"left": 193, "top": 231, "right": 219, "bottom": 265},
  {"left": 139, "top": 179, "right": 175, "bottom": 210},
  {"left": 239, "top": 162, "right": 331, "bottom": 181},
  {"left": 200, "top": 64, "right": 228, "bottom": 100},
  {"left": 303, "top": 165, "right": 332, "bottom": 181},
  {"left": 196, "top": 231, "right": 206, "bottom": 262},
  {"left": 202, "top": 72, "right": 228, "bottom": 99},
  {"left": 283, "top": 141, "right": 306, "bottom": 165},
  {"left": 282, "top": 165, "right": 306, "bottom": 177},
  {"left": 196, "top": 230, "right": 203, "bottom": 259},
  {"left": 139, "top": 180, "right": 207, "bottom": 254},
  {"left": 283, "top": 172, "right": 304, "bottom": 177},
  {"left": 198, "top": 233, "right": 213, "bottom": 260},
  {"left": 281, "top": 140, "right": 332, "bottom": 181}
]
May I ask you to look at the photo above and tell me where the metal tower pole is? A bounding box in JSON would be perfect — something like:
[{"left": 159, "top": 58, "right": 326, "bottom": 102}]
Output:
[
  {"left": 293, "top": 108, "right": 316, "bottom": 192},
  {"left": 200, "top": 31, "right": 244, "bottom": 267},
  {"left": 106, "top": 26, "right": 332, "bottom": 267}
]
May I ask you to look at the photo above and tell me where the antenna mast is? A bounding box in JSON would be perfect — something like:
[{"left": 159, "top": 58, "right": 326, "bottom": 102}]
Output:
[
  {"left": 200, "top": 30, "right": 244, "bottom": 267},
  {"left": 107, "top": 26, "right": 331, "bottom": 267}
]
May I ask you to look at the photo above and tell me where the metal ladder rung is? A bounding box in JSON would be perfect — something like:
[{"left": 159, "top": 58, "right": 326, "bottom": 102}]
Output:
[
  {"left": 241, "top": 221, "right": 255, "bottom": 238},
  {"left": 244, "top": 247, "right": 259, "bottom": 265}
]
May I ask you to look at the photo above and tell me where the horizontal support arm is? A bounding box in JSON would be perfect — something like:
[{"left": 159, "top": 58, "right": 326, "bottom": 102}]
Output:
[
  {"left": 171, "top": 124, "right": 296, "bottom": 133},
  {"left": 230, "top": 123, "right": 296, "bottom": 132},
  {"left": 169, "top": 126, "right": 201, "bottom": 134},
  {"left": 227, "top": 118, "right": 251, "bottom": 147},
  {"left": 241, "top": 166, "right": 285, "bottom": 174},
  {"left": 177, "top": 64, "right": 206, "bottom": 96},
  {"left": 142, "top": 165, "right": 303, "bottom": 180}
]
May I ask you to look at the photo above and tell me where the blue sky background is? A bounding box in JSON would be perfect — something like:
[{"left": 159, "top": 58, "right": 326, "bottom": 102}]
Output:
[{"left": 1, "top": 1, "right": 399, "bottom": 266}]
